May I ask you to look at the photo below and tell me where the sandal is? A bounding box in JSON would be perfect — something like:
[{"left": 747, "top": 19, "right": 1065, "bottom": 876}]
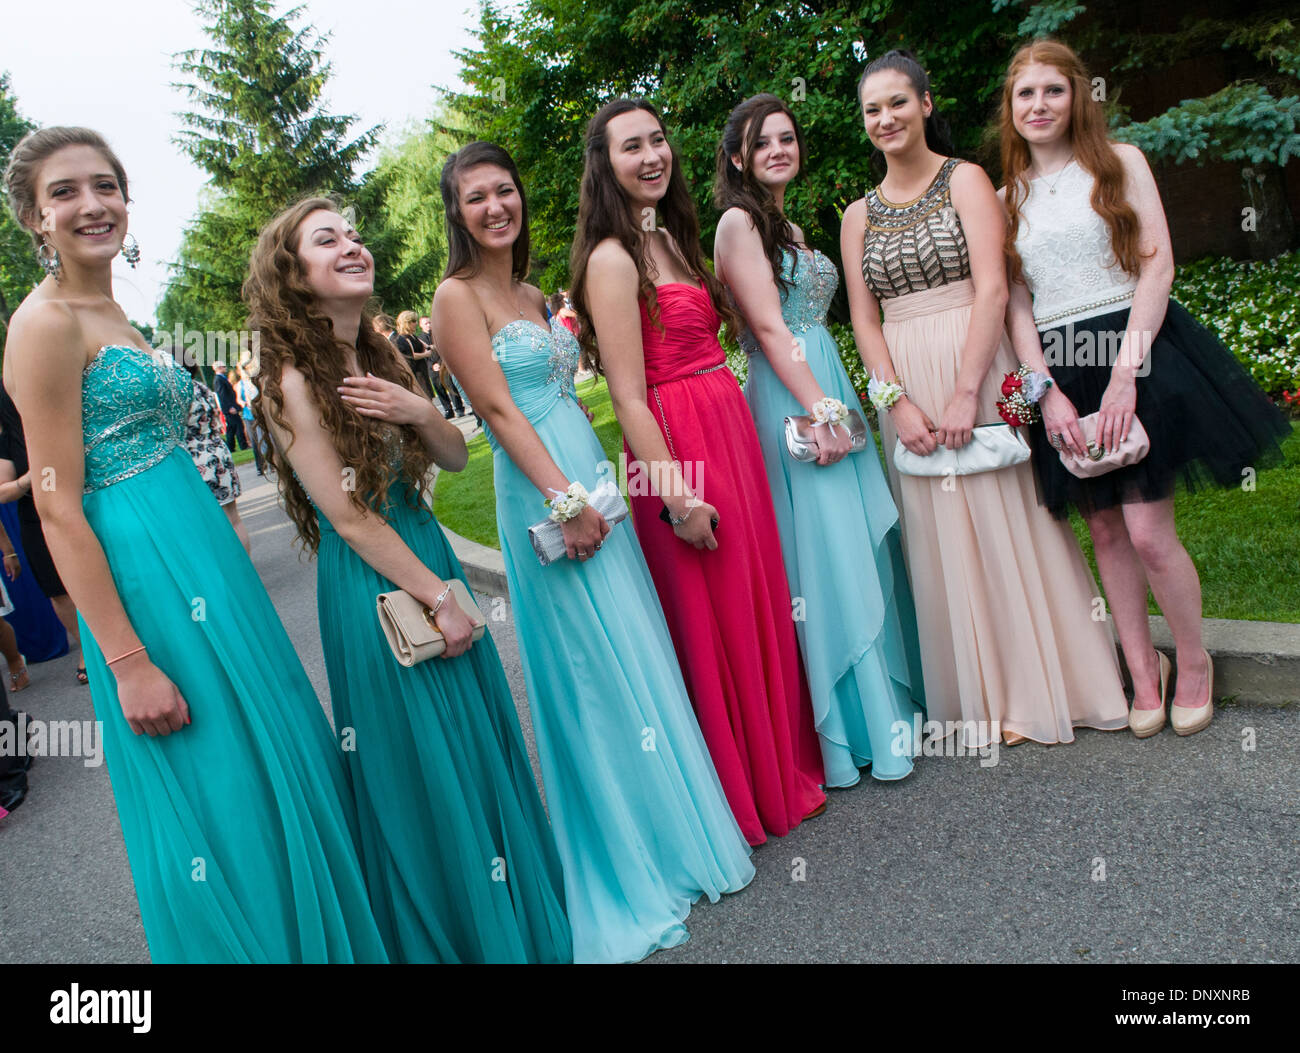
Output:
[
  {"left": 8, "top": 654, "right": 29, "bottom": 692},
  {"left": 76, "top": 667, "right": 88, "bottom": 685}
]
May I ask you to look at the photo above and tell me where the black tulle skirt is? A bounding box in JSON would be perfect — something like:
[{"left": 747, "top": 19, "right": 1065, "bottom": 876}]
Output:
[{"left": 1028, "top": 300, "right": 1291, "bottom": 518}]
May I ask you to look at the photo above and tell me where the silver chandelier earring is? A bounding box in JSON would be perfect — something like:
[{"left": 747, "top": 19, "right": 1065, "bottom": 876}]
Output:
[
  {"left": 120, "top": 233, "right": 141, "bottom": 268},
  {"left": 37, "top": 237, "right": 62, "bottom": 282}
]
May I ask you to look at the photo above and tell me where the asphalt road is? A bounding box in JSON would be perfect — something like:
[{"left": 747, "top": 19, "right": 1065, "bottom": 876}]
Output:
[{"left": 1, "top": 461, "right": 1297, "bottom": 964}]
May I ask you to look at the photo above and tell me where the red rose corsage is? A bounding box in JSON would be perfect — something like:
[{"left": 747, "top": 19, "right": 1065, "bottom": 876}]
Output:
[{"left": 996, "top": 365, "right": 1049, "bottom": 427}]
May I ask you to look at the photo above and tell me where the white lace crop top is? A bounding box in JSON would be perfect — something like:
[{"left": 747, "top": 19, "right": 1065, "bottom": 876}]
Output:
[{"left": 1014, "top": 161, "right": 1139, "bottom": 329}]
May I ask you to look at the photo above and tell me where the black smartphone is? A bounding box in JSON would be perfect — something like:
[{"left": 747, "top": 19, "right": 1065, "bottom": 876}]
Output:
[{"left": 659, "top": 505, "right": 719, "bottom": 534}]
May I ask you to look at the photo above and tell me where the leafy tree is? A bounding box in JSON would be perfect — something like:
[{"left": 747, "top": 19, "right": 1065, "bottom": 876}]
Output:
[
  {"left": 159, "top": 0, "right": 381, "bottom": 335},
  {"left": 353, "top": 110, "right": 467, "bottom": 318},
  {"left": 0, "top": 72, "right": 40, "bottom": 338},
  {"left": 451, "top": 0, "right": 1024, "bottom": 296}
]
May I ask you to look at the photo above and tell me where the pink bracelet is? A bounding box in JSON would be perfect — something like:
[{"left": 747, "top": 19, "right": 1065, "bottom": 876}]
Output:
[{"left": 106, "top": 645, "right": 147, "bottom": 667}]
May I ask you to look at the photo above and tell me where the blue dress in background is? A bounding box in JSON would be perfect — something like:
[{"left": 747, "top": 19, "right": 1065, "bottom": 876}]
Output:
[
  {"left": 314, "top": 465, "right": 571, "bottom": 964},
  {"left": 484, "top": 320, "right": 754, "bottom": 963},
  {"left": 78, "top": 345, "right": 388, "bottom": 963},
  {"left": 742, "top": 248, "right": 927, "bottom": 787}
]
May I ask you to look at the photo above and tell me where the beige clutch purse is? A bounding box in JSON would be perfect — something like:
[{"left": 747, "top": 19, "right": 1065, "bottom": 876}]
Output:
[
  {"left": 1058, "top": 413, "right": 1150, "bottom": 478},
  {"left": 375, "top": 579, "right": 486, "bottom": 666}
]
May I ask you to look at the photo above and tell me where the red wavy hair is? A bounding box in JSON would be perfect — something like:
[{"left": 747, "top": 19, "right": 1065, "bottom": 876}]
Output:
[{"left": 1000, "top": 39, "right": 1148, "bottom": 285}]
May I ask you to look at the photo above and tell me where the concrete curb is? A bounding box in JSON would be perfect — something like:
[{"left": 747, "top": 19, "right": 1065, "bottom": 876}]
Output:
[
  {"left": 443, "top": 524, "right": 508, "bottom": 598},
  {"left": 445, "top": 526, "right": 1299, "bottom": 707},
  {"left": 1147, "top": 615, "right": 1299, "bottom": 707}
]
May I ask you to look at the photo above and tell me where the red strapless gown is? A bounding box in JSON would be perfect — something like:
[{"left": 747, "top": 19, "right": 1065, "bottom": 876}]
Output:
[{"left": 629, "top": 283, "right": 825, "bottom": 845}]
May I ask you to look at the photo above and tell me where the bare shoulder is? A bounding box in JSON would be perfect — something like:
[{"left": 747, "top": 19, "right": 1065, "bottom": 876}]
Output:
[
  {"left": 431, "top": 275, "right": 476, "bottom": 315},
  {"left": 717, "top": 206, "right": 758, "bottom": 236},
  {"left": 587, "top": 238, "right": 638, "bottom": 283},
  {"left": 589, "top": 237, "right": 634, "bottom": 268},
  {"left": 950, "top": 158, "right": 994, "bottom": 193},
  {"left": 521, "top": 282, "right": 547, "bottom": 313},
  {"left": 1112, "top": 141, "right": 1155, "bottom": 182},
  {"left": 840, "top": 197, "right": 866, "bottom": 230},
  {"left": 6, "top": 297, "right": 82, "bottom": 357}
]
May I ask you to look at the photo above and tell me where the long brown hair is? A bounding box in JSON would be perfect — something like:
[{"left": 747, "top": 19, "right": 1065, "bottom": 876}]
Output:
[
  {"left": 570, "top": 98, "right": 736, "bottom": 372},
  {"left": 440, "top": 140, "right": 530, "bottom": 281},
  {"left": 713, "top": 93, "right": 805, "bottom": 294},
  {"left": 242, "top": 195, "right": 433, "bottom": 555},
  {"left": 1000, "top": 39, "right": 1147, "bottom": 284}
]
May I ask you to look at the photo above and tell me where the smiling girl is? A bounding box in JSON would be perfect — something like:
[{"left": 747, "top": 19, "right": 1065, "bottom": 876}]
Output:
[
  {"left": 841, "top": 52, "right": 1128, "bottom": 748},
  {"left": 571, "top": 99, "right": 827, "bottom": 845},
  {"left": 431, "top": 140, "right": 752, "bottom": 963},
  {"left": 713, "top": 93, "right": 926, "bottom": 788},
  {"left": 2, "top": 127, "right": 388, "bottom": 962},
  {"left": 999, "top": 40, "right": 1289, "bottom": 737},
  {"left": 244, "top": 196, "right": 571, "bottom": 963}
]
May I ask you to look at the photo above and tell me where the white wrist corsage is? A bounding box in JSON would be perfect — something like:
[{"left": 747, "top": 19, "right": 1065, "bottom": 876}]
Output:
[
  {"left": 545, "top": 481, "right": 590, "bottom": 523},
  {"left": 866, "top": 371, "right": 905, "bottom": 411},
  {"left": 810, "top": 397, "right": 850, "bottom": 430}
]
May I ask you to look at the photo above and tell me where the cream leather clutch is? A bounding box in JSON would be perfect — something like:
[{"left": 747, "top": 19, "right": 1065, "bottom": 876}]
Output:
[{"left": 376, "top": 579, "right": 486, "bottom": 666}]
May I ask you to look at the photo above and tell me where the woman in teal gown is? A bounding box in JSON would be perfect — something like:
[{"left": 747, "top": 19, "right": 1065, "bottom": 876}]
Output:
[
  {"left": 714, "top": 95, "right": 926, "bottom": 788},
  {"left": 2, "top": 127, "right": 388, "bottom": 962},
  {"left": 433, "top": 142, "right": 754, "bottom": 964},
  {"left": 246, "top": 196, "right": 571, "bottom": 964}
]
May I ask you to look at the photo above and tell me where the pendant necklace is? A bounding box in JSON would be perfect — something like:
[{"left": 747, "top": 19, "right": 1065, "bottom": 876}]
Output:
[{"left": 1038, "top": 155, "right": 1074, "bottom": 195}]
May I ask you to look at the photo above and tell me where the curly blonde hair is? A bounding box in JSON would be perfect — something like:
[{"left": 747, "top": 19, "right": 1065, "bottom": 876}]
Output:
[{"left": 242, "top": 195, "right": 434, "bottom": 555}]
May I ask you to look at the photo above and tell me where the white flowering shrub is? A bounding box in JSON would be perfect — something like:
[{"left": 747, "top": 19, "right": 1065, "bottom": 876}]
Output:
[{"left": 1172, "top": 251, "right": 1300, "bottom": 404}]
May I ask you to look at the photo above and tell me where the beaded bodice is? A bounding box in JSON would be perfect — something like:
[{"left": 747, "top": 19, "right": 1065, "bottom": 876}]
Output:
[
  {"left": 484, "top": 321, "right": 580, "bottom": 446},
  {"left": 862, "top": 157, "right": 970, "bottom": 300},
  {"left": 1015, "top": 161, "right": 1139, "bottom": 328},
  {"left": 740, "top": 247, "right": 838, "bottom": 355},
  {"left": 82, "top": 345, "right": 193, "bottom": 494}
]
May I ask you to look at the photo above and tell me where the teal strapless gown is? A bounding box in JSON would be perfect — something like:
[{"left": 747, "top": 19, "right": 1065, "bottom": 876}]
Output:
[
  {"left": 483, "top": 320, "right": 754, "bottom": 964},
  {"left": 314, "top": 473, "right": 571, "bottom": 963},
  {"left": 742, "top": 248, "right": 927, "bottom": 787},
  {"left": 78, "top": 345, "right": 388, "bottom": 963}
]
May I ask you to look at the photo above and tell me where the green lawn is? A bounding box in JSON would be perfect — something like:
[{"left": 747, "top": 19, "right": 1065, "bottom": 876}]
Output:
[
  {"left": 434, "top": 379, "right": 1300, "bottom": 623},
  {"left": 433, "top": 376, "right": 621, "bottom": 549}
]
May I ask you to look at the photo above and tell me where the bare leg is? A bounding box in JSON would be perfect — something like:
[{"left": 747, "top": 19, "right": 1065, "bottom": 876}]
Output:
[
  {"left": 1084, "top": 505, "right": 1160, "bottom": 709},
  {"left": 49, "top": 593, "right": 84, "bottom": 678},
  {"left": 1120, "top": 497, "right": 1208, "bottom": 708},
  {"left": 224, "top": 501, "right": 252, "bottom": 555},
  {"left": 0, "top": 618, "right": 27, "bottom": 690}
]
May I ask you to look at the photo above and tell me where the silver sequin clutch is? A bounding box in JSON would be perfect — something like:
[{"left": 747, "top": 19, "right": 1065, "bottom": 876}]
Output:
[{"left": 528, "top": 482, "right": 629, "bottom": 566}]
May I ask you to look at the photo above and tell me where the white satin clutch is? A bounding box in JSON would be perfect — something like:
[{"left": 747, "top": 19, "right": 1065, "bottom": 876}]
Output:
[
  {"left": 527, "top": 481, "right": 628, "bottom": 566},
  {"left": 893, "top": 423, "right": 1030, "bottom": 477}
]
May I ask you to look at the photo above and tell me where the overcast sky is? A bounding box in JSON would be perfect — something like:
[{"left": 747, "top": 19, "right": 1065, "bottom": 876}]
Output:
[{"left": 3, "top": 0, "right": 480, "bottom": 325}]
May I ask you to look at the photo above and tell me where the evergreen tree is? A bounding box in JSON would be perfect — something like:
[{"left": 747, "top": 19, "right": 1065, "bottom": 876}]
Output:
[{"left": 160, "top": 0, "right": 381, "bottom": 335}]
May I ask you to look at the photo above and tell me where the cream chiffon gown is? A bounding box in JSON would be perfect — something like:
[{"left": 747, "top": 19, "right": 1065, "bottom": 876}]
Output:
[{"left": 860, "top": 158, "right": 1128, "bottom": 746}]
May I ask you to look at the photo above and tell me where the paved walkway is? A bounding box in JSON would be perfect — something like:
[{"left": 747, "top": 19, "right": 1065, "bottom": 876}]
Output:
[{"left": 1, "top": 461, "right": 1296, "bottom": 963}]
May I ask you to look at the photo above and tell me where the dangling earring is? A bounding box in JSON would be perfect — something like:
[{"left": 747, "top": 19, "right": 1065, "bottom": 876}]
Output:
[
  {"left": 120, "top": 233, "right": 141, "bottom": 268},
  {"left": 37, "top": 237, "right": 62, "bottom": 282}
]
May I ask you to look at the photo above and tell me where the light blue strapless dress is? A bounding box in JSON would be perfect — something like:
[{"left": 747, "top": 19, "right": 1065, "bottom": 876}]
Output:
[
  {"left": 742, "top": 249, "right": 927, "bottom": 787},
  {"left": 78, "top": 345, "right": 388, "bottom": 963},
  {"left": 313, "top": 453, "right": 572, "bottom": 964},
  {"left": 483, "top": 320, "right": 754, "bottom": 963}
]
